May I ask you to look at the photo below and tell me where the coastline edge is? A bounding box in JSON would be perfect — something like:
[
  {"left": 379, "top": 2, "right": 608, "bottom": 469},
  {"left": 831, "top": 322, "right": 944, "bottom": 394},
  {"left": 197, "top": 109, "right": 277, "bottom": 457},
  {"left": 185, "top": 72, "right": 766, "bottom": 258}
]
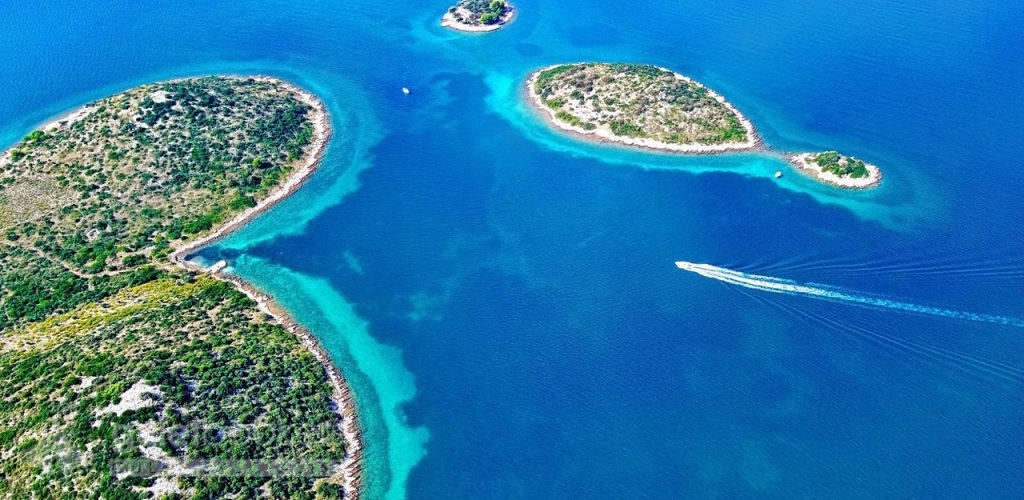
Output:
[
  {"left": 785, "top": 152, "right": 883, "bottom": 189},
  {"left": 440, "top": 3, "right": 516, "bottom": 33},
  {"left": 167, "top": 76, "right": 365, "bottom": 498},
  {"left": 524, "top": 64, "right": 765, "bottom": 155}
]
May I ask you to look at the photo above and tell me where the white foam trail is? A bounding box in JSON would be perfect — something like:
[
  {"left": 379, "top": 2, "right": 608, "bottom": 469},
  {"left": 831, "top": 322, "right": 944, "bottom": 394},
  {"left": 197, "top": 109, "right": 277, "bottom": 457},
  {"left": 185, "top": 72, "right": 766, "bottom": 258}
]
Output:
[{"left": 676, "top": 261, "right": 1024, "bottom": 328}]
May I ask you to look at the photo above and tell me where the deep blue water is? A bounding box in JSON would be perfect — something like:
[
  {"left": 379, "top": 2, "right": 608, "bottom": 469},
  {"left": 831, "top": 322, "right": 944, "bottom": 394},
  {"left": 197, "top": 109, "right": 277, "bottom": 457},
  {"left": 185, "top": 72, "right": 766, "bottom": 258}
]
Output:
[{"left": 2, "top": 1, "right": 1023, "bottom": 498}]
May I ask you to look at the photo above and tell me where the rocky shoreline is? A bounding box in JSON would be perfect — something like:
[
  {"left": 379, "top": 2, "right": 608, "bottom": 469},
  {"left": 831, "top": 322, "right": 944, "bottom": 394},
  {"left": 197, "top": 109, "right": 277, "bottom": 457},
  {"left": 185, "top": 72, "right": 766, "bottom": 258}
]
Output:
[
  {"left": 786, "top": 152, "right": 883, "bottom": 189},
  {"left": 169, "top": 77, "right": 364, "bottom": 499},
  {"left": 440, "top": 2, "right": 516, "bottom": 33},
  {"left": 525, "top": 64, "right": 765, "bottom": 155},
  {"left": 211, "top": 272, "right": 365, "bottom": 498},
  {"left": 525, "top": 65, "right": 886, "bottom": 188}
]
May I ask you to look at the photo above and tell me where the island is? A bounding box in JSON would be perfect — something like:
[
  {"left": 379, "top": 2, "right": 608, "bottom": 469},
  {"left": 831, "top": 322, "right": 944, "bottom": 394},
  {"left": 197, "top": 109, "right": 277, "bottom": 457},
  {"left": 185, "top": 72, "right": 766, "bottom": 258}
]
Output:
[
  {"left": 788, "top": 150, "right": 882, "bottom": 189},
  {"left": 526, "top": 63, "right": 884, "bottom": 188},
  {"left": 527, "top": 63, "right": 761, "bottom": 153},
  {"left": 441, "top": 0, "right": 515, "bottom": 33},
  {"left": 0, "top": 77, "right": 360, "bottom": 498}
]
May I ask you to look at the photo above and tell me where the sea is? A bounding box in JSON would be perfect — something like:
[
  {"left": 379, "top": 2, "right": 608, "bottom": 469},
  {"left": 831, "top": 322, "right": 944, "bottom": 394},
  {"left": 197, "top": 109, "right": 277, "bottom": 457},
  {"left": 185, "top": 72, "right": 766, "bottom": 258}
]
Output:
[{"left": 2, "top": 1, "right": 1022, "bottom": 498}]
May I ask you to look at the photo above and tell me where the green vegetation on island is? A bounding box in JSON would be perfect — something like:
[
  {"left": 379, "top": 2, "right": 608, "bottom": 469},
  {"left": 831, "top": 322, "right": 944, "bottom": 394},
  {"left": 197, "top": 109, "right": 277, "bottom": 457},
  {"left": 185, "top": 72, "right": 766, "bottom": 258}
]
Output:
[
  {"left": 787, "top": 150, "right": 882, "bottom": 188},
  {"left": 1, "top": 77, "right": 314, "bottom": 280},
  {"left": 0, "top": 77, "right": 347, "bottom": 498},
  {"left": 528, "top": 63, "right": 882, "bottom": 186},
  {"left": 809, "top": 150, "right": 869, "bottom": 178},
  {"left": 530, "top": 63, "right": 755, "bottom": 149},
  {"left": 443, "top": 0, "right": 514, "bottom": 30}
]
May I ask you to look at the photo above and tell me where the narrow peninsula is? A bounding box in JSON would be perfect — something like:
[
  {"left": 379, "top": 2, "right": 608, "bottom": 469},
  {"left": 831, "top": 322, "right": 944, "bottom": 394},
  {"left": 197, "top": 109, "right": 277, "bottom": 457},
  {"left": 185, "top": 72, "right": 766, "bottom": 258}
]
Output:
[
  {"left": 0, "top": 76, "right": 361, "bottom": 498},
  {"left": 528, "top": 63, "right": 760, "bottom": 153},
  {"left": 788, "top": 151, "right": 882, "bottom": 189},
  {"left": 441, "top": 0, "right": 515, "bottom": 33},
  {"left": 526, "top": 63, "right": 884, "bottom": 188}
]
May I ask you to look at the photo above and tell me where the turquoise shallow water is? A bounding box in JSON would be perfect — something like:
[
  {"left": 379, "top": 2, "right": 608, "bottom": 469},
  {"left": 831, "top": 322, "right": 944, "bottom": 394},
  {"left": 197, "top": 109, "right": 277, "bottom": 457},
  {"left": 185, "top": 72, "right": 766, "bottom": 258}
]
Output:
[{"left": 2, "top": 1, "right": 1023, "bottom": 498}]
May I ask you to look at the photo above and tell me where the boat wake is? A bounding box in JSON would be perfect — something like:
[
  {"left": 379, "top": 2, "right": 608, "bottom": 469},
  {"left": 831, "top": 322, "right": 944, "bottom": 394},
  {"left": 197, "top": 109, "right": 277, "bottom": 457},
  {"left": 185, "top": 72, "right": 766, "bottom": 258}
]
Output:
[{"left": 676, "top": 261, "right": 1024, "bottom": 328}]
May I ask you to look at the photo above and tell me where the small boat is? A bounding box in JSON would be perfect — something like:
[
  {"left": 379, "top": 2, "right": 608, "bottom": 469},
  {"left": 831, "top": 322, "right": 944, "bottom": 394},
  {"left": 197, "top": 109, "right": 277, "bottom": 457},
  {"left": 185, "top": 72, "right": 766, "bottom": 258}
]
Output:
[
  {"left": 774, "top": 171, "right": 783, "bottom": 179},
  {"left": 402, "top": 87, "right": 410, "bottom": 95}
]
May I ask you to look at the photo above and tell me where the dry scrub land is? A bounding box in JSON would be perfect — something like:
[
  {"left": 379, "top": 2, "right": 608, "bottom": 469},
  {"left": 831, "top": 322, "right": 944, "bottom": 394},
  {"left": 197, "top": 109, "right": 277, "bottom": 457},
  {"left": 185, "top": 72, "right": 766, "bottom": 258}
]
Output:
[
  {"left": 0, "top": 77, "right": 347, "bottom": 498},
  {"left": 530, "top": 63, "right": 755, "bottom": 150}
]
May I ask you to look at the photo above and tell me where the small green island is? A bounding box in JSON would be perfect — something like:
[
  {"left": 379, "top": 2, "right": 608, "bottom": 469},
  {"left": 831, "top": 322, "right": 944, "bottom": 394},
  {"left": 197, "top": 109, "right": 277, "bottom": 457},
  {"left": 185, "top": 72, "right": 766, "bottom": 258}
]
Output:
[
  {"left": 527, "top": 62, "right": 883, "bottom": 188},
  {"left": 441, "top": 0, "right": 515, "bottom": 33},
  {"left": 0, "top": 77, "right": 360, "bottom": 498},
  {"left": 788, "top": 150, "right": 882, "bottom": 188},
  {"left": 528, "top": 63, "right": 760, "bottom": 153}
]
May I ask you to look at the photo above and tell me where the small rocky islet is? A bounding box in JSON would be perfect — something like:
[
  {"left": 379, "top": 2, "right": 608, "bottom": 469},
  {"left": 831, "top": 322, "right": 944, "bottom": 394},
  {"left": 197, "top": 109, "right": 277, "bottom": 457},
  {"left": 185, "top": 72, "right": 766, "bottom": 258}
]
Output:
[{"left": 441, "top": 0, "right": 515, "bottom": 33}]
